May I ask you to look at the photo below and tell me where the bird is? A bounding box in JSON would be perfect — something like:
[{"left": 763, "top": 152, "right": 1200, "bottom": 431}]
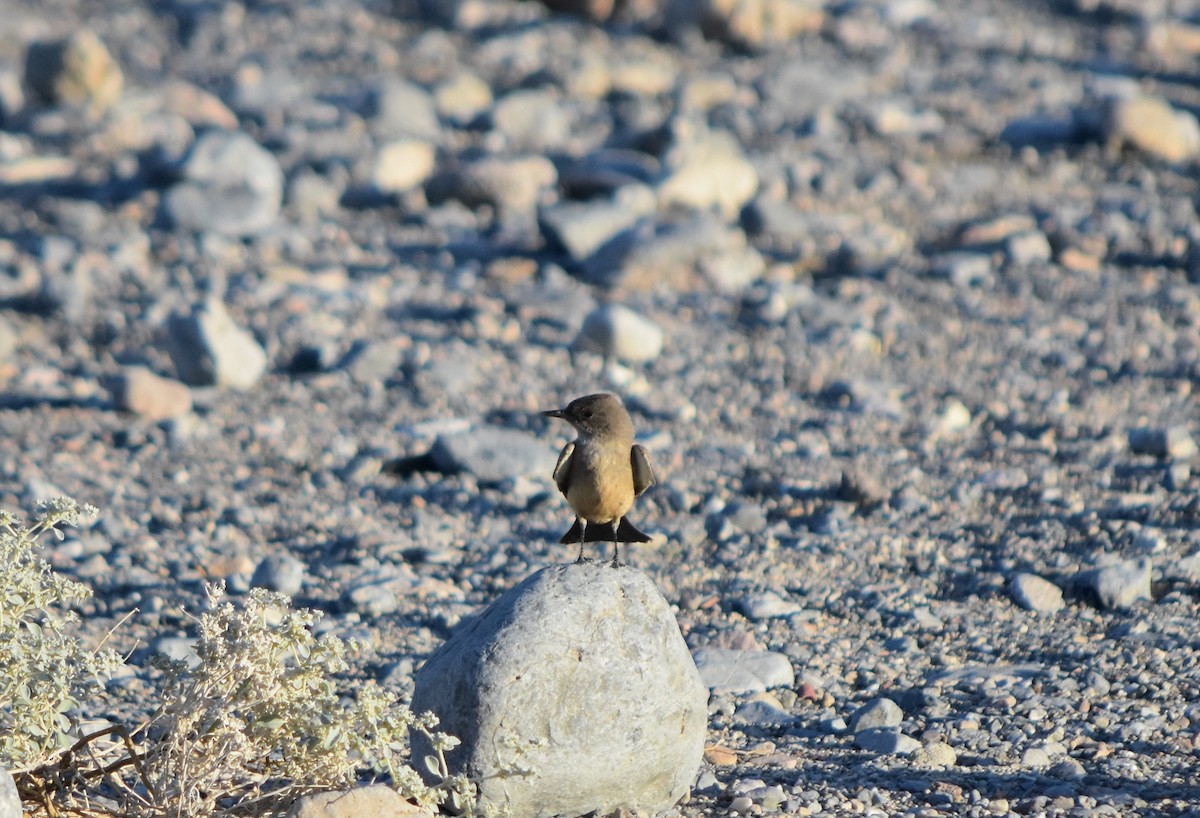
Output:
[{"left": 541, "top": 392, "right": 656, "bottom": 567}]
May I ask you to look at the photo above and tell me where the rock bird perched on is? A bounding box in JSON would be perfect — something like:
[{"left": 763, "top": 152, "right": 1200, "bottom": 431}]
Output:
[{"left": 542, "top": 393, "right": 656, "bottom": 567}]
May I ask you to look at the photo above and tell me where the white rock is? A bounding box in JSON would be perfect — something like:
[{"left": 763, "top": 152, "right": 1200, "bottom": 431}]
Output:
[
  {"left": 411, "top": 563, "right": 707, "bottom": 818},
  {"left": 372, "top": 139, "right": 436, "bottom": 193},
  {"left": 573, "top": 304, "right": 665, "bottom": 364},
  {"left": 692, "top": 647, "right": 794, "bottom": 693}
]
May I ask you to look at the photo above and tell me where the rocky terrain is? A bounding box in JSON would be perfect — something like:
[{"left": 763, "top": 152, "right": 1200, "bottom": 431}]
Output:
[{"left": 3, "top": 0, "right": 1200, "bottom": 815}]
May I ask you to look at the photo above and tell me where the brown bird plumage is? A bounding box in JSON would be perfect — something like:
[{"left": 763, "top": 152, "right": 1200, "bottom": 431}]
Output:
[{"left": 542, "top": 393, "right": 656, "bottom": 567}]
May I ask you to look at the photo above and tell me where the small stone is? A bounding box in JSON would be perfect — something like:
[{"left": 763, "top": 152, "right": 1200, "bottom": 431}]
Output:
[
  {"left": 667, "top": 0, "right": 825, "bottom": 49},
  {"left": 1021, "top": 747, "right": 1052, "bottom": 768},
  {"left": 342, "top": 565, "right": 417, "bottom": 618},
  {"left": 735, "top": 696, "right": 796, "bottom": 728},
  {"left": 1048, "top": 758, "right": 1086, "bottom": 780},
  {"left": 1075, "top": 557, "right": 1153, "bottom": 610},
  {"left": 286, "top": 785, "right": 433, "bottom": 818},
  {"left": 572, "top": 304, "right": 665, "bottom": 364},
  {"left": 1128, "top": 426, "right": 1198, "bottom": 459},
  {"left": 1009, "top": 572, "right": 1065, "bottom": 613},
  {"left": 112, "top": 366, "right": 192, "bottom": 421},
  {"left": 164, "top": 131, "right": 284, "bottom": 236},
  {"left": 853, "top": 727, "right": 920, "bottom": 755},
  {"left": 251, "top": 554, "right": 306, "bottom": 596},
  {"left": 931, "top": 252, "right": 993, "bottom": 287},
  {"left": 1177, "top": 551, "right": 1200, "bottom": 582},
  {"left": 151, "top": 636, "right": 200, "bottom": 667},
  {"left": 429, "top": 426, "right": 556, "bottom": 484},
  {"left": 434, "top": 71, "right": 493, "bottom": 125},
  {"left": 658, "top": 129, "right": 758, "bottom": 218},
  {"left": 24, "top": 30, "right": 123, "bottom": 114},
  {"left": 539, "top": 184, "right": 656, "bottom": 265},
  {"left": 429, "top": 155, "right": 557, "bottom": 215},
  {"left": 1104, "top": 94, "right": 1200, "bottom": 162},
  {"left": 368, "top": 79, "right": 439, "bottom": 140},
  {"left": 166, "top": 299, "right": 268, "bottom": 390},
  {"left": 850, "top": 698, "right": 903, "bottom": 732},
  {"left": 704, "top": 745, "right": 738, "bottom": 765},
  {"left": 692, "top": 647, "right": 794, "bottom": 693},
  {"left": 491, "top": 88, "right": 574, "bottom": 151},
  {"left": 1004, "top": 230, "right": 1053, "bottom": 265},
  {"left": 911, "top": 741, "right": 957, "bottom": 767},
  {"left": 411, "top": 563, "right": 707, "bottom": 818},
  {"left": 728, "top": 795, "right": 754, "bottom": 814},
  {"left": 739, "top": 590, "right": 802, "bottom": 620},
  {"left": 372, "top": 140, "right": 436, "bottom": 193}
]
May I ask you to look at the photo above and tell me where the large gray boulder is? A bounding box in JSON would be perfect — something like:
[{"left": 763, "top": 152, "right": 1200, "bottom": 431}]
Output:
[{"left": 410, "top": 562, "right": 707, "bottom": 818}]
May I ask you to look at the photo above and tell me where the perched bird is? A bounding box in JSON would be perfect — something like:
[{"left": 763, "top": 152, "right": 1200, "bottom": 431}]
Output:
[{"left": 542, "top": 392, "right": 656, "bottom": 567}]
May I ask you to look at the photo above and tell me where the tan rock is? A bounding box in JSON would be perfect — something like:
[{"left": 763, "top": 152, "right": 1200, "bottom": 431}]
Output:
[
  {"left": 286, "top": 786, "right": 432, "bottom": 818},
  {"left": 25, "top": 30, "right": 123, "bottom": 115},
  {"left": 113, "top": 366, "right": 192, "bottom": 421},
  {"left": 373, "top": 140, "right": 436, "bottom": 193},
  {"left": 1104, "top": 94, "right": 1200, "bottom": 163}
]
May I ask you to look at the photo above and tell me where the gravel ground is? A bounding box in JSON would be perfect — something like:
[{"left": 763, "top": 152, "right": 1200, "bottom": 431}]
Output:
[{"left": 3, "top": 0, "right": 1200, "bottom": 816}]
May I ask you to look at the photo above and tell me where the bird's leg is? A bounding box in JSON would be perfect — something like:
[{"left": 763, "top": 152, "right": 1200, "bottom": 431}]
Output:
[
  {"left": 609, "top": 520, "right": 622, "bottom": 568},
  {"left": 574, "top": 519, "right": 591, "bottom": 563}
]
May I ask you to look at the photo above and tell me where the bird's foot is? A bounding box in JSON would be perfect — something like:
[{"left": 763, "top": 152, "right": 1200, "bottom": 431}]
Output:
[{"left": 609, "top": 543, "right": 623, "bottom": 568}]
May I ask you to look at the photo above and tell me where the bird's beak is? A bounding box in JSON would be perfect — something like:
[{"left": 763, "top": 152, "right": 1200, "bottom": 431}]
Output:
[{"left": 542, "top": 408, "right": 566, "bottom": 419}]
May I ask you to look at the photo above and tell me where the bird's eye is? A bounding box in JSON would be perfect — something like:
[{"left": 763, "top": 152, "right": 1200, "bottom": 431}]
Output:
[{"left": 581, "top": 409, "right": 593, "bottom": 418}]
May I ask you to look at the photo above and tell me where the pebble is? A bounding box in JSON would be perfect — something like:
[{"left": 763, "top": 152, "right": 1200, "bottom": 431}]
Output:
[
  {"left": 428, "top": 426, "right": 556, "bottom": 484},
  {"left": 1103, "top": 94, "right": 1200, "bottom": 162},
  {"left": 853, "top": 727, "right": 921, "bottom": 755},
  {"left": 1004, "top": 230, "right": 1053, "bottom": 265},
  {"left": 734, "top": 695, "right": 796, "bottom": 728},
  {"left": 341, "top": 565, "right": 417, "bottom": 618},
  {"left": 1127, "top": 426, "right": 1197, "bottom": 459},
  {"left": 911, "top": 741, "right": 957, "bottom": 767},
  {"left": 431, "top": 154, "right": 557, "bottom": 215},
  {"left": 24, "top": 30, "right": 123, "bottom": 114},
  {"left": 151, "top": 636, "right": 200, "bottom": 668},
  {"left": 434, "top": 70, "right": 493, "bottom": 125},
  {"left": 163, "top": 130, "right": 284, "bottom": 236},
  {"left": 738, "top": 590, "right": 803, "bottom": 620},
  {"left": 1009, "top": 572, "right": 1065, "bottom": 613},
  {"left": 539, "top": 184, "right": 656, "bottom": 265},
  {"left": 692, "top": 647, "right": 795, "bottom": 693},
  {"left": 368, "top": 79, "right": 439, "bottom": 140},
  {"left": 572, "top": 304, "right": 664, "bottom": 364},
  {"left": 251, "top": 554, "right": 306, "bottom": 596},
  {"left": 1021, "top": 747, "right": 1051, "bottom": 768},
  {"left": 166, "top": 299, "right": 269, "bottom": 390},
  {"left": 491, "top": 87, "right": 574, "bottom": 151},
  {"left": 371, "top": 139, "right": 436, "bottom": 193},
  {"left": 931, "top": 252, "right": 993, "bottom": 287},
  {"left": 850, "top": 698, "right": 903, "bottom": 732},
  {"left": 286, "top": 784, "right": 434, "bottom": 818},
  {"left": 1075, "top": 557, "right": 1153, "bottom": 610},
  {"left": 112, "top": 366, "right": 192, "bottom": 421},
  {"left": 1049, "top": 758, "right": 1087, "bottom": 780},
  {"left": 658, "top": 128, "right": 759, "bottom": 218}
]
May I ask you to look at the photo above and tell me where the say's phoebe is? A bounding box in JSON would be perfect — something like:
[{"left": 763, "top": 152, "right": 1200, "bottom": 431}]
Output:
[{"left": 542, "top": 392, "right": 656, "bottom": 567}]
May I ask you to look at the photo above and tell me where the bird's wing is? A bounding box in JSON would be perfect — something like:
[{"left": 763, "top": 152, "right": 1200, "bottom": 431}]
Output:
[
  {"left": 631, "top": 444, "right": 656, "bottom": 496},
  {"left": 551, "top": 442, "right": 575, "bottom": 496}
]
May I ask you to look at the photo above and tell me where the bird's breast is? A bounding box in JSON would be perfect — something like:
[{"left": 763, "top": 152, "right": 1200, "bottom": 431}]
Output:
[{"left": 565, "top": 441, "right": 634, "bottom": 522}]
